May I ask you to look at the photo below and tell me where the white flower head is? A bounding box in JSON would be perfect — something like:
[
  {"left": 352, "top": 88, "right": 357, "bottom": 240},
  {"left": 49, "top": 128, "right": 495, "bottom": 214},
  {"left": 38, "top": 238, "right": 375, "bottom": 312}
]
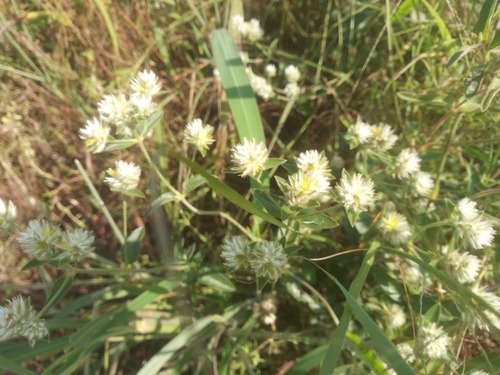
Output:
[
  {"left": 97, "top": 94, "right": 133, "bottom": 129},
  {"left": 246, "top": 18, "right": 264, "bottom": 41},
  {"left": 336, "top": 171, "right": 375, "bottom": 213},
  {"left": 454, "top": 198, "right": 495, "bottom": 250},
  {"left": 231, "top": 14, "right": 246, "bottom": 33},
  {"left": 265, "top": 64, "right": 277, "bottom": 77},
  {"left": 296, "top": 150, "right": 331, "bottom": 177},
  {"left": 445, "top": 250, "right": 481, "bottom": 283},
  {"left": 411, "top": 171, "right": 434, "bottom": 197},
  {"left": 130, "top": 70, "right": 161, "bottom": 96},
  {"left": 379, "top": 212, "right": 411, "bottom": 246},
  {"left": 249, "top": 240, "right": 288, "bottom": 280},
  {"left": 286, "top": 171, "right": 331, "bottom": 206},
  {"left": 0, "top": 296, "right": 48, "bottom": 347},
  {"left": 220, "top": 236, "right": 251, "bottom": 270},
  {"left": 417, "top": 322, "right": 450, "bottom": 359},
  {"left": 213, "top": 68, "right": 220, "bottom": 81},
  {"left": 331, "top": 155, "right": 345, "bottom": 170},
  {"left": 18, "top": 220, "right": 62, "bottom": 261},
  {"left": 79, "top": 117, "right": 110, "bottom": 153},
  {"left": 397, "top": 342, "right": 415, "bottom": 363},
  {"left": 248, "top": 72, "right": 274, "bottom": 100},
  {"left": 284, "top": 65, "right": 300, "bottom": 83},
  {"left": 129, "top": 93, "right": 156, "bottom": 118},
  {"left": 184, "top": 118, "right": 215, "bottom": 156},
  {"left": 393, "top": 148, "right": 421, "bottom": 179},
  {"left": 383, "top": 304, "right": 406, "bottom": 328},
  {"left": 58, "top": 228, "right": 95, "bottom": 261},
  {"left": 470, "top": 286, "right": 500, "bottom": 331},
  {"left": 370, "top": 123, "right": 398, "bottom": 151},
  {"left": 253, "top": 295, "right": 277, "bottom": 325},
  {"left": 284, "top": 82, "right": 300, "bottom": 98},
  {"left": 105, "top": 160, "right": 141, "bottom": 193},
  {"left": 345, "top": 121, "right": 374, "bottom": 147},
  {"left": 0, "top": 199, "right": 17, "bottom": 231},
  {"left": 230, "top": 138, "right": 269, "bottom": 178}
]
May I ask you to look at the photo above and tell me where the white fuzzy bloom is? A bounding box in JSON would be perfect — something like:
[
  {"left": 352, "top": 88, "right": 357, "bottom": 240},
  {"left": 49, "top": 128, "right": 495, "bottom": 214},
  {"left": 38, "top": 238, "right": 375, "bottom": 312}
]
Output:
[
  {"left": 393, "top": 148, "right": 421, "bottom": 179},
  {"left": 284, "top": 65, "right": 300, "bottom": 83},
  {"left": 231, "top": 15, "right": 246, "bottom": 33},
  {"left": 58, "top": 228, "right": 95, "bottom": 261},
  {"left": 249, "top": 241, "right": 288, "bottom": 280},
  {"left": 418, "top": 323, "right": 450, "bottom": 359},
  {"left": 253, "top": 296, "right": 277, "bottom": 325},
  {"left": 230, "top": 138, "right": 269, "bottom": 178},
  {"left": 265, "top": 64, "right": 277, "bottom": 77},
  {"left": 296, "top": 150, "right": 331, "bottom": 177},
  {"left": 220, "top": 236, "right": 251, "bottom": 270},
  {"left": 213, "top": 68, "right": 220, "bottom": 81},
  {"left": 284, "top": 82, "right": 300, "bottom": 98},
  {"left": 105, "top": 160, "right": 141, "bottom": 193},
  {"left": 184, "top": 118, "right": 215, "bottom": 155},
  {"left": 454, "top": 198, "right": 495, "bottom": 250},
  {"left": 370, "top": 123, "right": 398, "bottom": 151},
  {"left": 445, "top": 250, "right": 481, "bottom": 283},
  {"left": 286, "top": 171, "right": 331, "bottom": 206},
  {"left": 336, "top": 172, "right": 375, "bottom": 213},
  {"left": 470, "top": 286, "right": 500, "bottom": 331},
  {"left": 97, "top": 94, "right": 132, "bottom": 129},
  {"left": 129, "top": 93, "right": 156, "bottom": 118},
  {"left": 379, "top": 212, "right": 411, "bottom": 246},
  {"left": 246, "top": 18, "right": 264, "bottom": 41},
  {"left": 383, "top": 304, "right": 406, "bottom": 328},
  {"left": 18, "top": 220, "right": 62, "bottom": 261},
  {"left": 130, "top": 70, "right": 162, "bottom": 96},
  {"left": 79, "top": 117, "right": 110, "bottom": 153},
  {"left": 239, "top": 51, "right": 249, "bottom": 65},
  {"left": 0, "top": 296, "right": 48, "bottom": 347},
  {"left": 400, "top": 262, "right": 423, "bottom": 284},
  {"left": 345, "top": 121, "right": 374, "bottom": 147},
  {"left": 248, "top": 72, "right": 274, "bottom": 100},
  {"left": 0, "top": 199, "right": 16, "bottom": 231},
  {"left": 331, "top": 155, "right": 345, "bottom": 170},
  {"left": 397, "top": 342, "right": 415, "bottom": 363},
  {"left": 411, "top": 171, "right": 434, "bottom": 197}
]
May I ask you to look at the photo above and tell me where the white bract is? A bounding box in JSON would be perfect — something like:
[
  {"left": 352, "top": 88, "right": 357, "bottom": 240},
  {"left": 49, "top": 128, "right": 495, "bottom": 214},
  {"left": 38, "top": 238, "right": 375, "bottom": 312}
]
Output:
[{"left": 105, "top": 160, "right": 141, "bottom": 193}]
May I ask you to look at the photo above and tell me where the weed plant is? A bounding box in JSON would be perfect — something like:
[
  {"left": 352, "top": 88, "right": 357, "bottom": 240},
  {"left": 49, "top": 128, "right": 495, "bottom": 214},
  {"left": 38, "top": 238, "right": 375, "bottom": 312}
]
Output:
[{"left": 1, "top": 0, "right": 500, "bottom": 374}]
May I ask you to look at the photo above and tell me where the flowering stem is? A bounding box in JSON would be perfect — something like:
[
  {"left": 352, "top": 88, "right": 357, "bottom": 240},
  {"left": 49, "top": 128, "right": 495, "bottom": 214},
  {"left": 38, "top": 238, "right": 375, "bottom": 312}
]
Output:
[
  {"left": 74, "top": 159, "right": 125, "bottom": 245},
  {"left": 123, "top": 197, "right": 128, "bottom": 246},
  {"left": 268, "top": 96, "right": 296, "bottom": 154}
]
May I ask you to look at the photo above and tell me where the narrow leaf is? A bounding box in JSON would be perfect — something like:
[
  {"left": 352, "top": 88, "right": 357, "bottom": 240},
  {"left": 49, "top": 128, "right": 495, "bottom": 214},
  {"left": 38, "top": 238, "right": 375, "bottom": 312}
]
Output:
[
  {"left": 198, "top": 270, "right": 236, "bottom": 292},
  {"left": 121, "top": 227, "right": 145, "bottom": 264},
  {"left": 296, "top": 213, "right": 338, "bottom": 230},
  {"left": 474, "top": 0, "right": 497, "bottom": 38},
  {"left": 44, "top": 276, "right": 74, "bottom": 311},
  {"left": 21, "top": 258, "right": 50, "bottom": 271},
  {"left": 183, "top": 174, "right": 207, "bottom": 195},
  {"left": 0, "top": 355, "right": 38, "bottom": 375},
  {"left": 420, "top": 0, "right": 451, "bottom": 41},
  {"left": 104, "top": 139, "right": 138, "bottom": 151},
  {"left": 140, "top": 111, "right": 163, "bottom": 137},
  {"left": 146, "top": 192, "right": 176, "bottom": 217}
]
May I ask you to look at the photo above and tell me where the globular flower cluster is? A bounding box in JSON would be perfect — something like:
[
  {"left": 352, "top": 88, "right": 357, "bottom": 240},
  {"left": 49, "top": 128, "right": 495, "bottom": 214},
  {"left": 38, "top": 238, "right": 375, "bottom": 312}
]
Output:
[
  {"left": 417, "top": 322, "right": 451, "bottom": 360},
  {"left": 286, "top": 150, "right": 332, "bottom": 206},
  {"left": 221, "top": 237, "right": 287, "bottom": 281},
  {"left": 105, "top": 160, "right": 141, "bottom": 194},
  {"left": 0, "top": 198, "right": 17, "bottom": 231},
  {"left": 378, "top": 211, "right": 411, "bottom": 246},
  {"left": 230, "top": 138, "right": 269, "bottom": 178},
  {"left": 183, "top": 118, "right": 215, "bottom": 157},
  {"left": 444, "top": 249, "right": 481, "bottom": 283},
  {"left": 247, "top": 68, "right": 274, "bottom": 101},
  {"left": 454, "top": 198, "right": 495, "bottom": 250},
  {"left": 17, "top": 219, "right": 95, "bottom": 262},
  {"left": 283, "top": 65, "right": 301, "bottom": 98},
  {"left": 231, "top": 15, "right": 264, "bottom": 41},
  {"left": 346, "top": 120, "right": 398, "bottom": 151},
  {"left": 470, "top": 286, "right": 500, "bottom": 331},
  {"left": 383, "top": 304, "right": 406, "bottom": 329},
  {"left": 335, "top": 171, "right": 375, "bottom": 213},
  {"left": 0, "top": 296, "right": 48, "bottom": 347},
  {"left": 79, "top": 69, "right": 162, "bottom": 153}
]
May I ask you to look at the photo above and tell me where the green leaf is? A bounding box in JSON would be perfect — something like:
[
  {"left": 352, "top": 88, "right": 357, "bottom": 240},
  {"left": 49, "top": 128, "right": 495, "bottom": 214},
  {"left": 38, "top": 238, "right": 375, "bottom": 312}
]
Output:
[
  {"left": 183, "top": 174, "right": 207, "bottom": 195},
  {"left": 140, "top": 111, "right": 163, "bottom": 137},
  {"left": 21, "top": 258, "right": 50, "bottom": 271},
  {"left": 198, "top": 270, "right": 236, "bottom": 292},
  {"left": 44, "top": 275, "right": 74, "bottom": 311},
  {"left": 397, "top": 91, "right": 453, "bottom": 106},
  {"left": 474, "top": 0, "right": 497, "bottom": 38},
  {"left": 123, "top": 188, "right": 145, "bottom": 198},
  {"left": 481, "top": 73, "right": 500, "bottom": 111},
  {"left": 446, "top": 44, "right": 481, "bottom": 68},
  {"left": 296, "top": 213, "right": 338, "bottom": 230},
  {"left": 420, "top": 0, "right": 451, "bottom": 41},
  {"left": 169, "top": 152, "right": 288, "bottom": 229},
  {"left": 263, "top": 158, "right": 287, "bottom": 170},
  {"left": 285, "top": 345, "right": 328, "bottom": 374},
  {"left": 396, "top": 0, "right": 419, "bottom": 16},
  {"left": 0, "top": 355, "right": 38, "bottom": 375},
  {"left": 489, "top": 29, "right": 500, "bottom": 50},
  {"left": 104, "top": 139, "right": 138, "bottom": 151},
  {"left": 145, "top": 192, "right": 176, "bottom": 217},
  {"left": 346, "top": 209, "right": 359, "bottom": 227},
  {"left": 424, "top": 303, "right": 441, "bottom": 323},
  {"left": 274, "top": 175, "right": 289, "bottom": 195},
  {"left": 252, "top": 189, "right": 282, "bottom": 218},
  {"left": 464, "top": 66, "right": 485, "bottom": 99},
  {"left": 211, "top": 29, "right": 265, "bottom": 143},
  {"left": 121, "top": 227, "right": 145, "bottom": 264},
  {"left": 467, "top": 164, "right": 484, "bottom": 196}
]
